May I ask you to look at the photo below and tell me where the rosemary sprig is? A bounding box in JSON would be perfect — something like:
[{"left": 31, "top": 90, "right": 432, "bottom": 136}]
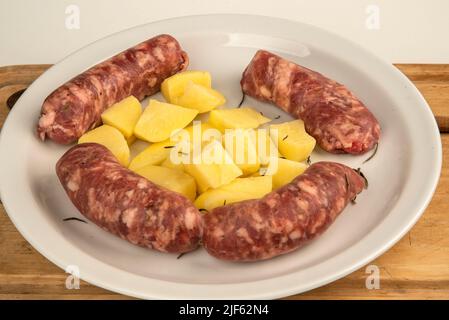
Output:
[
  {"left": 363, "top": 143, "right": 378, "bottom": 164},
  {"left": 63, "top": 217, "right": 87, "bottom": 224}
]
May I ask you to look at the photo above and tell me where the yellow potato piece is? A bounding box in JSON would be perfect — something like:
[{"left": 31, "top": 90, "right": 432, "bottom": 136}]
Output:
[
  {"left": 270, "top": 120, "right": 316, "bottom": 162},
  {"left": 128, "top": 139, "right": 175, "bottom": 171},
  {"left": 194, "top": 176, "right": 272, "bottom": 212},
  {"left": 253, "top": 128, "right": 280, "bottom": 166},
  {"left": 223, "top": 129, "right": 260, "bottom": 176},
  {"left": 161, "top": 71, "right": 212, "bottom": 103},
  {"left": 101, "top": 96, "right": 142, "bottom": 138},
  {"left": 184, "top": 140, "right": 242, "bottom": 193},
  {"left": 134, "top": 165, "right": 196, "bottom": 201},
  {"left": 134, "top": 99, "right": 198, "bottom": 143},
  {"left": 78, "top": 125, "right": 130, "bottom": 167},
  {"left": 174, "top": 82, "right": 226, "bottom": 113},
  {"left": 208, "top": 107, "right": 271, "bottom": 132},
  {"left": 161, "top": 157, "right": 185, "bottom": 172},
  {"left": 265, "top": 158, "right": 308, "bottom": 189}
]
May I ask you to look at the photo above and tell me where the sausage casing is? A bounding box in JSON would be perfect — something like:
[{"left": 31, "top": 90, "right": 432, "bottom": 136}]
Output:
[
  {"left": 38, "top": 34, "right": 188, "bottom": 144},
  {"left": 56, "top": 143, "right": 203, "bottom": 253},
  {"left": 203, "top": 162, "right": 365, "bottom": 261},
  {"left": 241, "top": 50, "right": 380, "bottom": 154}
]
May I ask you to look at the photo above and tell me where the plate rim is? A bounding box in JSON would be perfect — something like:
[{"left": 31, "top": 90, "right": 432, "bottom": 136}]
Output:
[{"left": 0, "top": 14, "right": 442, "bottom": 299}]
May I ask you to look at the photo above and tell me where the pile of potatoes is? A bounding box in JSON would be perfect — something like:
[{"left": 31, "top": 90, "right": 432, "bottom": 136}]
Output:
[{"left": 78, "top": 71, "right": 316, "bottom": 211}]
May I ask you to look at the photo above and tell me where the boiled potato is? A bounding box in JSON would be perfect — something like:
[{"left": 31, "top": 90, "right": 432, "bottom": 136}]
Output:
[
  {"left": 194, "top": 176, "right": 272, "bottom": 212},
  {"left": 253, "top": 128, "right": 279, "bottom": 165},
  {"left": 270, "top": 120, "right": 316, "bottom": 162},
  {"left": 171, "top": 121, "right": 221, "bottom": 146},
  {"left": 174, "top": 82, "right": 225, "bottom": 113},
  {"left": 161, "top": 157, "right": 185, "bottom": 172},
  {"left": 101, "top": 96, "right": 142, "bottom": 138},
  {"left": 184, "top": 140, "right": 242, "bottom": 193},
  {"left": 208, "top": 107, "right": 271, "bottom": 132},
  {"left": 134, "top": 99, "right": 198, "bottom": 143},
  {"left": 128, "top": 139, "right": 175, "bottom": 171},
  {"left": 161, "top": 71, "right": 212, "bottom": 103},
  {"left": 265, "top": 157, "right": 308, "bottom": 189},
  {"left": 78, "top": 125, "right": 130, "bottom": 167},
  {"left": 134, "top": 165, "right": 196, "bottom": 201},
  {"left": 223, "top": 129, "right": 260, "bottom": 175}
]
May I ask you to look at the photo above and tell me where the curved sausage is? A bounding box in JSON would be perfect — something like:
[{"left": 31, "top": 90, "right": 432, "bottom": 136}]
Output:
[
  {"left": 241, "top": 50, "right": 380, "bottom": 154},
  {"left": 56, "top": 143, "right": 202, "bottom": 253},
  {"left": 38, "top": 34, "right": 188, "bottom": 144},
  {"left": 203, "top": 162, "right": 365, "bottom": 261}
]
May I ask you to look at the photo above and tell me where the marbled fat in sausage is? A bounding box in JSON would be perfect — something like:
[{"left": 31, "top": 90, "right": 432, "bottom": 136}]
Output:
[
  {"left": 241, "top": 50, "right": 380, "bottom": 154},
  {"left": 203, "top": 162, "right": 365, "bottom": 261},
  {"left": 38, "top": 34, "right": 188, "bottom": 144},
  {"left": 56, "top": 143, "right": 202, "bottom": 253}
]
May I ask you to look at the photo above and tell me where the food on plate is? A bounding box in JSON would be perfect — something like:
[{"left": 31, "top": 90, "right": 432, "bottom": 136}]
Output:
[
  {"left": 266, "top": 158, "right": 308, "bottom": 189},
  {"left": 134, "top": 165, "right": 196, "bottom": 201},
  {"left": 78, "top": 125, "right": 130, "bottom": 166},
  {"left": 223, "top": 129, "right": 260, "bottom": 175},
  {"left": 161, "top": 70, "right": 211, "bottom": 103},
  {"left": 194, "top": 176, "right": 272, "bottom": 212},
  {"left": 253, "top": 129, "right": 279, "bottom": 165},
  {"left": 161, "top": 157, "right": 185, "bottom": 172},
  {"left": 174, "top": 82, "right": 226, "bottom": 113},
  {"left": 56, "top": 143, "right": 203, "bottom": 253},
  {"left": 128, "top": 139, "right": 175, "bottom": 171},
  {"left": 203, "top": 162, "right": 365, "bottom": 261},
  {"left": 101, "top": 96, "right": 142, "bottom": 138},
  {"left": 37, "top": 34, "right": 188, "bottom": 144},
  {"left": 269, "top": 120, "right": 316, "bottom": 162},
  {"left": 208, "top": 107, "right": 271, "bottom": 132},
  {"left": 241, "top": 50, "right": 380, "bottom": 154},
  {"left": 184, "top": 140, "right": 243, "bottom": 193},
  {"left": 133, "top": 99, "right": 198, "bottom": 142}
]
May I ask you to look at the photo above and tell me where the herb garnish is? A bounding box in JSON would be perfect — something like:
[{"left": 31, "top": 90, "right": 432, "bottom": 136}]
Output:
[
  {"left": 63, "top": 217, "right": 87, "bottom": 224},
  {"left": 238, "top": 92, "right": 246, "bottom": 107},
  {"left": 363, "top": 143, "right": 378, "bottom": 164}
]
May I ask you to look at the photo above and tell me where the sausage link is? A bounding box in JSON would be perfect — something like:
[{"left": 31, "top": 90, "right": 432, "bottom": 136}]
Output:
[
  {"left": 56, "top": 143, "right": 202, "bottom": 253},
  {"left": 38, "top": 34, "right": 188, "bottom": 144},
  {"left": 241, "top": 50, "right": 380, "bottom": 154},
  {"left": 203, "top": 162, "right": 365, "bottom": 261}
]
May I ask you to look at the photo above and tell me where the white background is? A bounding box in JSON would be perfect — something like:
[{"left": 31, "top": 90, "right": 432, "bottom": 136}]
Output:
[{"left": 1, "top": 0, "right": 449, "bottom": 66}]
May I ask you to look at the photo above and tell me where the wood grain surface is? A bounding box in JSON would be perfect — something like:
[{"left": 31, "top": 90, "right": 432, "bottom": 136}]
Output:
[{"left": 0, "top": 64, "right": 447, "bottom": 300}]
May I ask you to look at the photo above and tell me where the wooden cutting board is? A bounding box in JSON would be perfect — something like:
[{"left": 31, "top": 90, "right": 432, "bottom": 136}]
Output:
[{"left": 0, "top": 64, "right": 448, "bottom": 299}]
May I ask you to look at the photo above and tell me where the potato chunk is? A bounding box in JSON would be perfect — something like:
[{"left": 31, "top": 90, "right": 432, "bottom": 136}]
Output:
[
  {"left": 194, "top": 176, "right": 272, "bottom": 212},
  {"left": 270, "top": 120, "right": 316, "bottom": 161},
  {"left": 134, "top": 99, "right": 198, "bottom": 142},
  {"left": 184, "top": 140, "right": 242, "bottom": 193},
  {"left": 223, "top": 129, "right": 260, "bottom": 175},
  {"left": 253, "top": 128, "right": 279, "bottom": 165},
  {"left": 128, "top": 139, "right": 175, "bottom": 171},
  {"left": 78, "top": 125, "right": 130, "bottom": 167},
  {"left": 161, "top": 71, "right": 212, "bottom": 103},
  {"left": 134, "top": 165, "right": 196, "bottom": 201},
  {"left": 173, "top": 82, "right": 225, "bottom": 113},
  {"left": 265, "top": 158, "right": 308, "bottom": 189},
  {"left": 100, "top": 96, "right": 142, "bottom": 138},
  {"left": 208, "top": 107, "right": 271, "bottom": 132}
]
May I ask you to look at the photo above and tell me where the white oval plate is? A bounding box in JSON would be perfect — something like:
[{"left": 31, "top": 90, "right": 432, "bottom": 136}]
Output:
[{"left": 0, "top": 15, "right": 441, "bottom": 299}]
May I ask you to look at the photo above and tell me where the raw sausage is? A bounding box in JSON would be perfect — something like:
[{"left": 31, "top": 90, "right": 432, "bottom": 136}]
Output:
[
  {"left": 203, "top": 162, "right": 365, "bottom": 261},
  {"left": 38, "top": 34, "right": 188, "bottom": 144},
  {"left": 56, "top": 143, "right": 202, "bottom": 253},
  {"left": 241, "top": 50, "right": 380, "bottom": 154}
]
